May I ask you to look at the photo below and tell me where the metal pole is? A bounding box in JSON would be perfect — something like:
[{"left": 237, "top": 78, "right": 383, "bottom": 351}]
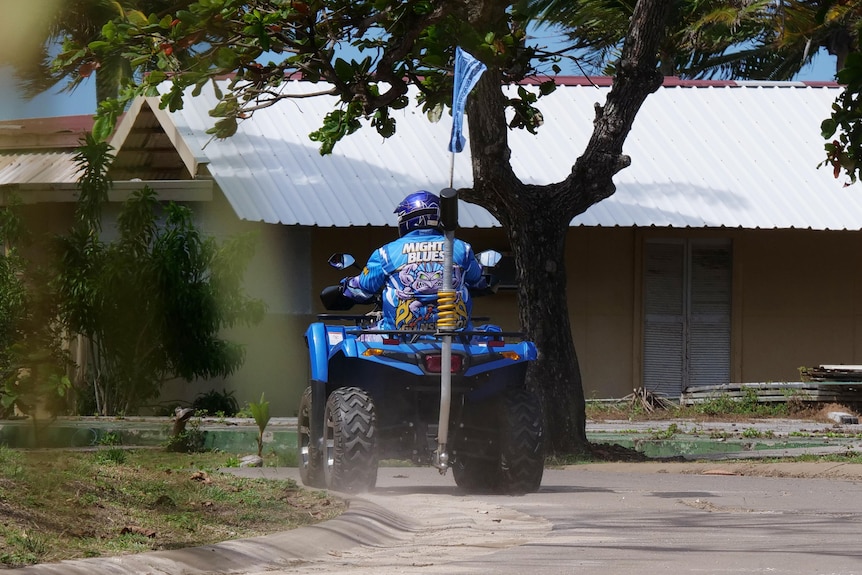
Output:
[{"left": 435, "top": 187, "right": 458, "bottom": 472}]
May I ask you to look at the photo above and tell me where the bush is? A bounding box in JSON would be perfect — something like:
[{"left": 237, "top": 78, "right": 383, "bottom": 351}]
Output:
[{"left": 192, "top": 389, "right": 239, "bottom": 417}]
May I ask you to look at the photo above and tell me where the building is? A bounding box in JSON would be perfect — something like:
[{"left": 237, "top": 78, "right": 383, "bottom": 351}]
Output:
[{"left": 2, "top": 77, "right": 859, "bottom": 414}]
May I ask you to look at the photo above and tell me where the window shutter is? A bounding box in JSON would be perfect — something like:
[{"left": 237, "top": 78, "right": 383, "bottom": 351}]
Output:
[
  {"left": 643, "top": 241, "right": 732, "bottom": 397},
  {"left": 643, "top": 243, "right": 685, "bottom": 397},
  {"left": 688, "top": 246, "right": 731, "bottom": 386}
]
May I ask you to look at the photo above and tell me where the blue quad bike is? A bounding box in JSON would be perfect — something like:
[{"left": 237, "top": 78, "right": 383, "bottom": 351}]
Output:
[{"left": 298, "top": 252, "right": 545, "bottom": 494}]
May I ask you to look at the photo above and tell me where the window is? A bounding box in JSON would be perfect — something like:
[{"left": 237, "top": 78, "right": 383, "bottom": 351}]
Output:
[{"left": 643, "top": 240, "right": 732, "bottom": 397}]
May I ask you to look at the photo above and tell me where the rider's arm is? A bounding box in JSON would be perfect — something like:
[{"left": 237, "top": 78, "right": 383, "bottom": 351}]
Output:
[
  {"left": 341, "top": 247, "right": 390, "bottom": 302},
  {"left": 458, "top": 242, "right": 499, "bottom": 296},
  {"left": 459, "top": 242, "right": 487, "bottom": 289}
]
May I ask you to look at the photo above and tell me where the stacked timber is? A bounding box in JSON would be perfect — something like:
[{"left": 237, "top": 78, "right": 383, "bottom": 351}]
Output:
[
  {"left": 800, "top": 365, "right": 862, "bottom": 382},
  {"left": 680, "top": 380, "right": 862, "bottom": 406}
]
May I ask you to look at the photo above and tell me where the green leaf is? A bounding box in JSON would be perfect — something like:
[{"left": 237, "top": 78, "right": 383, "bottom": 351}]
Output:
[
  {"left": 210, "top": 97, "right": 238, "bottom": 118},
  {"left": 147, "top": 71, "right": 167, "bottom": 85},
  {"left": 92, "top": 116, "right": 115, "bottom": 143},
  {"left": 156, "top": 84, "right": 185, "bottom": 113},
  {"left": 207, "top": 117, "right": 238, "bottom": 139},
  {"left": 334, "top": 58, "right": 354, "bottom": 83},
  {"left": 215, "top": 47, "right": 240, "bottom": 70},
  {"left": 130, "top": 55, "right": 150, "bottom": 67},
  {"left": 821, "top": 118, "right": 837, "bottom": 139},
  {"left": 427, "top": 102, "right": 443, "bottom": 123},
  {"left": 539, "top": 80, "right": 557, "bottom": 96},
  {"left": 126, "top": 10, "right": 148, "bottom": 27}
]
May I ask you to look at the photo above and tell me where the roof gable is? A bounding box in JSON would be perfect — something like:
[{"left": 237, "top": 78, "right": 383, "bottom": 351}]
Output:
[{"left": 0, "top": 101, "right": 212, "bottom": 203}]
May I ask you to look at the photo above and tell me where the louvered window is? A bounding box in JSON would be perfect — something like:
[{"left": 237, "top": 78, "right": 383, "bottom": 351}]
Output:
[{"left": 643, "top": 241, "right": 731, "bottom": 398}]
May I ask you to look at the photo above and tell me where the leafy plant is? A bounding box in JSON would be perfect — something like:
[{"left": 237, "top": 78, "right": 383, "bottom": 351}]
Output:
[
  {"left": 54, "top": 137, "right": 266, "bottom": 416},
  {"left": 192, "top": 388, "right": 240, "bottom": 417},
  {"left": 650, "top": 423, "right": 680, "bottom": 440},
  {"left": 94, "top": 447, "right": 127, "bottom": 464},
  {"left": 0, "top": 197, "right": 71, "bottom": 420},
  {"left": 1, "top": 530, "right": 48, "bottom": 565},
  {"left": 97, "top": 431, "right": 122, "bottom": 446},
  {"left": 248, "top": 393, "right": 271, "bottom": 458},
  {"left": 164, "top": 414, "right": 207, "bottom": 453}
]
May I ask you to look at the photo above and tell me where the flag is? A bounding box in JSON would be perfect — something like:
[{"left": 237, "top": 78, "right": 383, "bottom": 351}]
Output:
[{"left": 448, "top": 47, "right": 487, "bottom": 153}]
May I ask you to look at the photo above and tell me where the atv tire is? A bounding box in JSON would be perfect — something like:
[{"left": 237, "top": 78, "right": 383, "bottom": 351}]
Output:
[
  {"left": 323, "top": 386, "right": 378, "bottom": 492},
  {"left": 498, "top": 387, "right": 544, "bottom": 494},
  {"left": 452, "top": 456, "right": 499, "bottom": 492},
  {"left": 452, "top": 400, "right": 501, "bottom": 493},
  {"left": 297, "top": 386, "right": 325, "bottom": 488}
]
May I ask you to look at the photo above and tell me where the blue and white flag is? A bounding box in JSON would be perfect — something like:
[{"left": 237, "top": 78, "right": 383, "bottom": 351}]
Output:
[{"left": 448, "top": 47, "right": 487, "bottom": 153}]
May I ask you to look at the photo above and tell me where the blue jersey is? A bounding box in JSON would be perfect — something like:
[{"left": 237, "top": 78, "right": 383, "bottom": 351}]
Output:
[{"left": 342, "top": 228, "right": 485, "bottom": 330}]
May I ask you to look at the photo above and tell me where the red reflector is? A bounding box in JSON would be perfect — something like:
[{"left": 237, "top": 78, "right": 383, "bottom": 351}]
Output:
[
  {"left": 424, "top": 354, "right": 463, "bottom": 373},
  {"left": 487, "top": 340, "right": 505, "bottom": 348},
  {"left": 382, "top": 338, "right": 399, "bottom": 345}
]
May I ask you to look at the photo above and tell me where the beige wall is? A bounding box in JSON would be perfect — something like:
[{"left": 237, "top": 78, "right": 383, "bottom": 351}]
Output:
[
  {"left": 168, "top": 215, "right": 862, "bottom": 413},
  {"left": 734, "top": 229, "right": 862, "bottom": 382},
  {"left": 567, "top": 228, "right": 638, "bottom": 399},
  {"left": 161, "top": 193, "right": 315, "bottom": 416}
]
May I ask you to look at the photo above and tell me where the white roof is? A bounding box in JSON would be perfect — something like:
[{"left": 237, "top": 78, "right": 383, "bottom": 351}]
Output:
[
  {"left": 163, "top": 79, "right": 859, "bottom": 230},
  {"left": 0, "top": 151, "right": 80, "bottom": 185}
]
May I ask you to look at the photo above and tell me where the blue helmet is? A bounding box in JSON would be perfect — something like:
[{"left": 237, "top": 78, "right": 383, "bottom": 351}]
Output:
[{"left": 394, "top": 191, "right": 440, "bottom": 236}]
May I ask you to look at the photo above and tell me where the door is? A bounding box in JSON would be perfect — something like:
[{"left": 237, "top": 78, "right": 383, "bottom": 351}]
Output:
[{"left": 643, "top": 240, "right": 732, "bottom": 397}]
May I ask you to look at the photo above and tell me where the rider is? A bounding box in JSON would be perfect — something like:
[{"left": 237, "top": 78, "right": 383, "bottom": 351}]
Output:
[{"left": 340, "top": 190, "right": 489, "bottom": 331}]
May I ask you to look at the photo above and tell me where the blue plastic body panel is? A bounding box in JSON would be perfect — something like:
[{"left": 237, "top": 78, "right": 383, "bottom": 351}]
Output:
[{"left": 305, "top": 322, "right": 537, "bottom": 383}]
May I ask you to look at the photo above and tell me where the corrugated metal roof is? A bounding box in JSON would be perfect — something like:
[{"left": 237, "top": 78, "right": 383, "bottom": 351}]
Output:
[
  {"left": 167, "top": 78, "right": 859, "bottom": 230},
  {"left": 0, "top": 151, "right": 80, "bottom": 185},
  {"left": 0, "top": 115, "right": 91, "bottom": 188}
]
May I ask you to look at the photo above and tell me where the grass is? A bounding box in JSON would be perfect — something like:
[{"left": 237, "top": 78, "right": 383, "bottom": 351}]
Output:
[
  {"left": 0, "top": 447, "right": 344, "bottom": 568},
  {"left": 766, "top": 452, "right": 862, "bottom": 464},
  {"left": 585, "top": 390, "right": 846, "bottom": 422}
]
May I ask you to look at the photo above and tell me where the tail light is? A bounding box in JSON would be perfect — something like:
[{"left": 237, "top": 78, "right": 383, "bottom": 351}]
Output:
[{"left": 424, "top": 354, "right": 463, "bottom": 373}]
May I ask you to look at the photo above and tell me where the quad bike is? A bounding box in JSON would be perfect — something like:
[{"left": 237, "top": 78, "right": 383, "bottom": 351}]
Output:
[{"left": 297, "top": 191, "right": 544, "bottom": 494}]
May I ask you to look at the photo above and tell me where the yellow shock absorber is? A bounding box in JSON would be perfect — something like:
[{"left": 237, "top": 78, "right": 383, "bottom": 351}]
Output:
[{"left": 437, "top": 290, "right": 458, "bottom": 330}]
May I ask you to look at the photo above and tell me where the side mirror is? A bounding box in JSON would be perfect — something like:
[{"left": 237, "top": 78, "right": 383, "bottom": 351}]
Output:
[
  {"left": 328, "top": 253, "right": 356, "bottom": 270},
  {"left": 477, "top": 250, "right": 502, "bottom": 269}
]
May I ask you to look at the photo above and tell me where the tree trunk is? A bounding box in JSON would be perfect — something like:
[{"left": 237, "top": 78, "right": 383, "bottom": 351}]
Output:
[
  {"left": 460, "top": 0, "right": 673, "bottom": 455},
  {"left": 462, "top": 62, "right": 589, "bottom": 453},
  {"left": 509, "top": 198, "right": 587, "bottom": 454}
]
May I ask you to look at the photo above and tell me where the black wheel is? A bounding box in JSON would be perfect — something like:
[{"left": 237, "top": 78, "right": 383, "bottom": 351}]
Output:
[
  {"left": 452, "top": 456, "right": 499, "bottom": 492},
  {"left": 498, "top": 387, "right": 544, "bottom": 494},
  {"left": 297, "top": 386, "right": 325, "bottom": 488},
  {"left": 452, "top": 399, "right": 501, "bottom": 493},
  {"left": 323, "top": 387, "right": 378, "bottom": 492}
]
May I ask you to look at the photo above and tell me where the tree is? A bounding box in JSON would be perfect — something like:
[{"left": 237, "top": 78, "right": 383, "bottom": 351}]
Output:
[
  {"left": 804, "top": 0, "right": 862, "bottom": 184},
  {"left": 53, "top": 136, "right": 266, "bottom": 415},
  {"left": 2, "top": 0, "right": 181, "bottom": 103},
  {"left": 768, "top": 1, "right": 857, "bottom": 75},
  {"left": 54, "top": 0, "right": 673, "bottom": 453},
  {"left": 0, "top": 198, "right": 71, "bottom": 418},
  {"left": 528, "top": 0, "right": 840, "bottom": 81}
]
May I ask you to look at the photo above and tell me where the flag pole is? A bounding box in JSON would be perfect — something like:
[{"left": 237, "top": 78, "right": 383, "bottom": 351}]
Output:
[
  {"left": 449, "top": 151, "right": 455, "bottom": 188},
  {"left": 434, "top": 47, "right": 486, "bottom": 474}
]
